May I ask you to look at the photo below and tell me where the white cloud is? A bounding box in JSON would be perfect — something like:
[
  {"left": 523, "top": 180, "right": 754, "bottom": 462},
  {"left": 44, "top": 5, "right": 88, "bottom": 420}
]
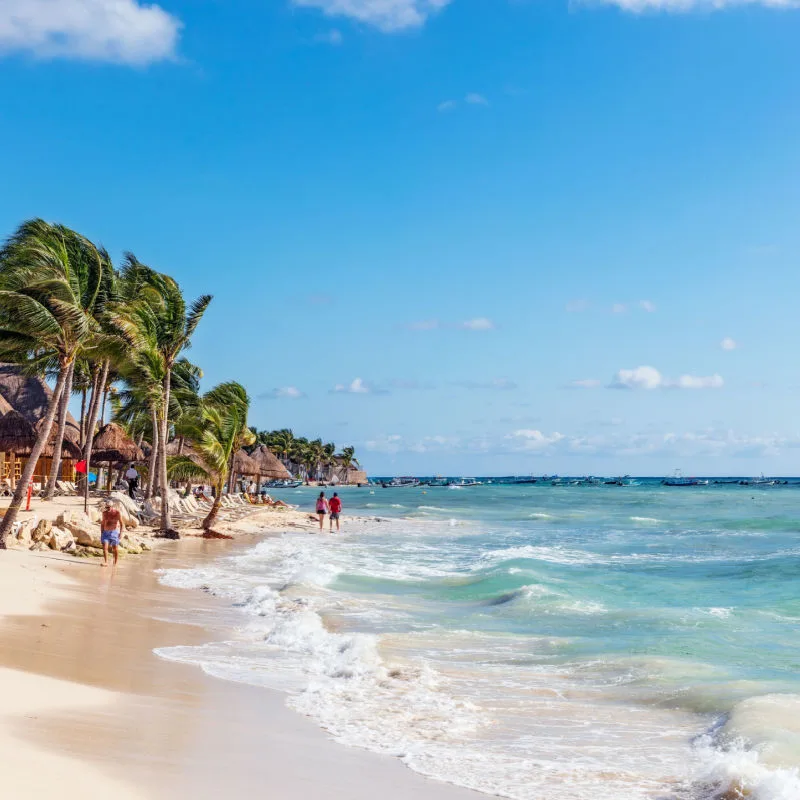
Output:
[
  {"left": 291, "top": 0, "right": 452, "bottom": 32},
  {"left": 595, "top": 0, "right": 799, "bottom": 12},
  {"left": 610, "top": 365, "right": 663, "bottom": 390},
  {"left": 673, "top": 374, "right": 724, "bottom": 390},
  {"left": 609, "top": 365, "right": 724, "bottom": 390},
  {"left": 332, "top": 377, "right": 375, "bottom": 394},
  {"left": 460, "top": 317, "right": 495, "bottom": 331},
  {"left": 639, "top": 300, "right": 656, "bottom": 312},
  {"left": 437, "top": 100, "right": 457, "bottom": 112},
  {"left": 721, "top": 337, "right": 738, "bottom": 351},
  {"left": 0, "top": 0, "right": 181, "bottom": 64},
  {"left": 263, "top": 386, "right": 306, "bottom": 399},
  {"left": 506, "top": 430, "right": 566, "bottom": 451},
  {"left": 569, "top": 379, "right": 602, "bottom": 389},
  {"left": 611, "top": 303, "right": 628, "bottom": 314},
  {"left": 465, "top": 92, "right": 489, "bottom": 106},
  {"left": 314, "top": 28, "right": 344, "bottom": 44}
]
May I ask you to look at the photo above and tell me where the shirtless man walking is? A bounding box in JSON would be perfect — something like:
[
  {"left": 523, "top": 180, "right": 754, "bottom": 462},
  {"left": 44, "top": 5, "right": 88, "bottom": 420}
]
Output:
[{"left": 100, "top": 501, "right": 122, "bottom": 567}]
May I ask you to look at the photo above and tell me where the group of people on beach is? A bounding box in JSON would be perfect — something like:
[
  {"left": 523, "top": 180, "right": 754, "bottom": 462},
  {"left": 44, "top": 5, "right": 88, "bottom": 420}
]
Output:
[{"left": 315, "top": 491, "right": 342, "bottom": 532}]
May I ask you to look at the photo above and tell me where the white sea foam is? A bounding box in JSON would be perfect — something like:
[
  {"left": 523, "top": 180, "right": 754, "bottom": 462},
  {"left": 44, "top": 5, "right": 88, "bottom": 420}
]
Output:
[{"left": 154, "top": 502, "right": 800, "bottom": 800}]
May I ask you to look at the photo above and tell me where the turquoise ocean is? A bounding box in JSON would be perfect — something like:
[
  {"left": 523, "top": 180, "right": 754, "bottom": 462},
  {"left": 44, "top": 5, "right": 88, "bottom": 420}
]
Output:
[{"left": 157, "top": 482, "right": 800, "bottom": 799}]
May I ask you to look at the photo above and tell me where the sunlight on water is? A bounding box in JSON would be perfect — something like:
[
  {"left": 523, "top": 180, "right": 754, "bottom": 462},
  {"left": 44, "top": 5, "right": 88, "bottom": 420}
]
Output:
[{"left": 156, "top": 484, "right": 800, "bottom": 800}]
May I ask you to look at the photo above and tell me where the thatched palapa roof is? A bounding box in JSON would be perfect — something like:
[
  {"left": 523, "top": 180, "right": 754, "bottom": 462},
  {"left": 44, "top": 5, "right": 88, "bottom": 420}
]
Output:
[
  {"left": 0, "top": 410, "right": 81, "bottom": 458},
  {"left": 0, "top": 363, "right": 80, "bottom": 444},
  {"left": 36, "top": 419, "right": 82, "bottom": 459},
  {"left": 232, "top": 449, "right": 260, "bottom": 478},
  {"left": 0, "top": 394, "right": 13, "bottom": 416},
  {"left": 249, "top": 445, "right": 292, "bottom": 480},
  {"left": 92, "top": 423, "right": 144, "bottom": 465},
  {"left": 0, "top": 411, "right": 38, "bottom": 456},
  {"left": 165, "top": 438, "right": 193, "bottom": 456}
]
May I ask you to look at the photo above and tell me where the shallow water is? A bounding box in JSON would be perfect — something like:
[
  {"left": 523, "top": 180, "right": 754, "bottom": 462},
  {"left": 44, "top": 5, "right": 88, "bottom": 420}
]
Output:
[{"left": 156, "top": 483, "right": 800, "bottom": 799}]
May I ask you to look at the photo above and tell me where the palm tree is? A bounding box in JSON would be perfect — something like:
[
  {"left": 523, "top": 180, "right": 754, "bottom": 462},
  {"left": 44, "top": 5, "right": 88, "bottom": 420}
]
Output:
[
  {"left": 153, "top": 277, "right": 211, "bottom": 531},
  {"left": 336, "top": 445, "right": 359, "bottom": 481},
  {"left": 0, "top": 220, "right": 106, "bottom": 544},
  {"left": 267, "top": 428, "right": 295, "bottom": 469},
  {"left": 111, "top": 256, "right": 211, "bottom": 530},
  {"left": 168, "top": 382, "right": 254, "bottom": 533}
]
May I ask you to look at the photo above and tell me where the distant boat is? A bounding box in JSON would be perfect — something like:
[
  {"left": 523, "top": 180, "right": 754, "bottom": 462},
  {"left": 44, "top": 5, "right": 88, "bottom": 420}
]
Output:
[
  {"left": 263, "top": 479, "right": 302, "bottom": 489},
  {"left": 578, "top": 476, "right": 603, "bottom": 486},
  {"left": 662, "top": 470, "right": 708, "bottom": 487},
  {"left": 381, "top": 477, "right": 421, "bottom": 488},
  {"left": 427, "top": 476, "right": 449, "bottom": 487},
  {"left": 603, "top": 475, "right": 639, "bottom": 486},
  {"left": 739, "top": 475, "right": 778, "bottom": 487},
  {"left": 447, "top": 478, "right": 482, "bottom": 488}
]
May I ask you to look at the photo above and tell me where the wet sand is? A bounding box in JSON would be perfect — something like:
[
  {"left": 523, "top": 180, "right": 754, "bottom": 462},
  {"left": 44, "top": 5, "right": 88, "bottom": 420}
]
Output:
[{"left": 0, "top": 536, "right": 483, "bottom": 799}]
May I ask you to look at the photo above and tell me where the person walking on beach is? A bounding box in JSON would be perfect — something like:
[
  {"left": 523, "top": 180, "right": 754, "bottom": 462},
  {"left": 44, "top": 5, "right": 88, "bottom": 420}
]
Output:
[
  {"left": 124, "top": 463, "right": 139, "bottom": 499},
  {"left": 100, "top": 501, "right": 122, "bottom": 567},
  {"left": 315, "top": 491, "right": 329, "bottom": 531},
  {"left": 329, "top": 492, "right": 342, "bottom": 533}
]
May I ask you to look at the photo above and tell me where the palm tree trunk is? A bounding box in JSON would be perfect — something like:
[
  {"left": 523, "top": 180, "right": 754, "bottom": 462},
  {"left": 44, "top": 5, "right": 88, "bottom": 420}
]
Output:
[
  {"left": 82, "top": 360, "right": 109, "bottom": 515},
  {"left": 145, "top": 407, "right": 158, "bottom": 500},
  {"left": 159, "top": 369, "right": 172, "bottom": 531},
  {"left": 44, "top": 362, "right": 74, "bottom": 500},
  {"left": 202, "top": 479, "right": 224, "bottom": 530},
  {"left": 79, "top": 387, "right": 87, "bottom": 448},
  {"left": 100, "top": 382, "right": 109, "bottom": 427},
  {"left": 0, "top": 365, "right": 69, "bottom": 546}
]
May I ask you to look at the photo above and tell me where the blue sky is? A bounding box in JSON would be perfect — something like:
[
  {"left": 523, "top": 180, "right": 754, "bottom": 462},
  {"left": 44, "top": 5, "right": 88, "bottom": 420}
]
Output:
[{"left": 2, "top": 0, "right": 800, "bottom": 475}]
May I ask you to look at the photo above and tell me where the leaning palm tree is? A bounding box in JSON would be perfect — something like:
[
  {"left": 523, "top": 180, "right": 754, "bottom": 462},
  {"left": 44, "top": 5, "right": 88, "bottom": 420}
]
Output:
[
  {"left": 0, "top": 220, "right": 107, "bottom": 545},
  {"left": 112, "top": 256, "right": 211, "bottom": 530},
  {"left": 167, "top": 382, "right": 254, "bottom": 533},
  {"left": 152, "top": 275, "right": 211, "bottom": 531}
]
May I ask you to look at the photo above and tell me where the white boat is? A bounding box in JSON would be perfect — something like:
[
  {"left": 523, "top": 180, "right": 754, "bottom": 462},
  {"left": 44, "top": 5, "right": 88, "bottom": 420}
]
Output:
[
  {"left": 381, "top": 477, "right": 421, "bottom": 488},
  {"left": 447, "top": 478, "right": 482, "bottom": 488}
]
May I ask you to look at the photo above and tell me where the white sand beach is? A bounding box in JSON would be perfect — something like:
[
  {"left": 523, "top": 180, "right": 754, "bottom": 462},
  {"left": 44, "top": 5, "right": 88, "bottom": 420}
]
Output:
[{"left": 0, "top": 505, "right": 484, "bottom": 800}]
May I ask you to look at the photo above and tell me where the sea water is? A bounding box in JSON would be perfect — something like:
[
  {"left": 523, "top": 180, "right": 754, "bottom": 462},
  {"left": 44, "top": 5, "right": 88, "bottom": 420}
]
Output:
[{"left": 156, "top": 483, "right": 800, "bottom": 799}]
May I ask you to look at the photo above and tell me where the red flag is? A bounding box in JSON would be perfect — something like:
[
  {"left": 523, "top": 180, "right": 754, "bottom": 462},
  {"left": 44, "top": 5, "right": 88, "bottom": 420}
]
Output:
[{"left": 75, "top": 460, "right": 87, "bottom": 474}]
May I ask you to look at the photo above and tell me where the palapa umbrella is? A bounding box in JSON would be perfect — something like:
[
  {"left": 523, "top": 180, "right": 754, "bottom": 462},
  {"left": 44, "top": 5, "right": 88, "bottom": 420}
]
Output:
[
  {"left": 230, "top": 449, "right": 260, "bottom": 494},
  {"left": 0, "top": 411, "right": 36, "bottom": 491},
  {"left": 248, "top": 444, "right": 292, "bottom": 494},
  {"left": 0, "top": 411, "right": 80, "bottom": 489},
  {"left": 92, "top": 423, "right": 144, "bottom": 491}
]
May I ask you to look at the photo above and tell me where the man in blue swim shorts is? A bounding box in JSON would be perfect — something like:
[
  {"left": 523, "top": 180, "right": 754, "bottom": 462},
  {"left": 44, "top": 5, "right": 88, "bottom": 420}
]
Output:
[{"left": 100, "top": 501, "right": 122, "bottom": 567}]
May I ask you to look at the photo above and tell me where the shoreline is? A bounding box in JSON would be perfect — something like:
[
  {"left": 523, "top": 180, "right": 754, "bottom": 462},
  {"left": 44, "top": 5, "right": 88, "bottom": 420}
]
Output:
[{"left": 0, "top": 512, "right": 484, "bottom": 800}]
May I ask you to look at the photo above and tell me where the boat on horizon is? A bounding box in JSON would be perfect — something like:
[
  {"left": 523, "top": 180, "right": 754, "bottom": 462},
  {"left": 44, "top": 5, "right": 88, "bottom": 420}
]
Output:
[
  {"left": 447, "top": 478, "right": 482, "bottom": 488},
  {"left": 739, "top": 474, "right": 784, "bottom": 486},
  {"left": 662, "top": 470, "right": 708, "bottom": 487},
  {"left": 381, "top": 476, "right": 421, "bottom": 488}
]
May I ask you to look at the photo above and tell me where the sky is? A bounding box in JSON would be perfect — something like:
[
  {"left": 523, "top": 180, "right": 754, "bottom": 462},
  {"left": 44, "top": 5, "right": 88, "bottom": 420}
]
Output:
[{"left": 1, "top": 0, "right": 800, "bottom": 476}]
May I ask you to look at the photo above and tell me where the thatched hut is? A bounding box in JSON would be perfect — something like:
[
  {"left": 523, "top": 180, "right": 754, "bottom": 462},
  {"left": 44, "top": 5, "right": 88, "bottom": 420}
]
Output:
[
  {"left": 92, "top": 423, "right": 144, "bottom": 491},
  {"left": 0, "top": 364, "right": 82, "bottom": 488},
  {"left": 228, "top": 449, "right": 260, "bottom": 493},
  {"left": 0, "top": 411, "right": 80, "bottom": 489},
  {"left": 93, "top": 423, "right": 144, "bottom": 465},
  {"left": 0, "top": 363, "right": 80, "bottom": 443},
  {"left": 248, "top": 445, "right": 292, "bottom": 492}
]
